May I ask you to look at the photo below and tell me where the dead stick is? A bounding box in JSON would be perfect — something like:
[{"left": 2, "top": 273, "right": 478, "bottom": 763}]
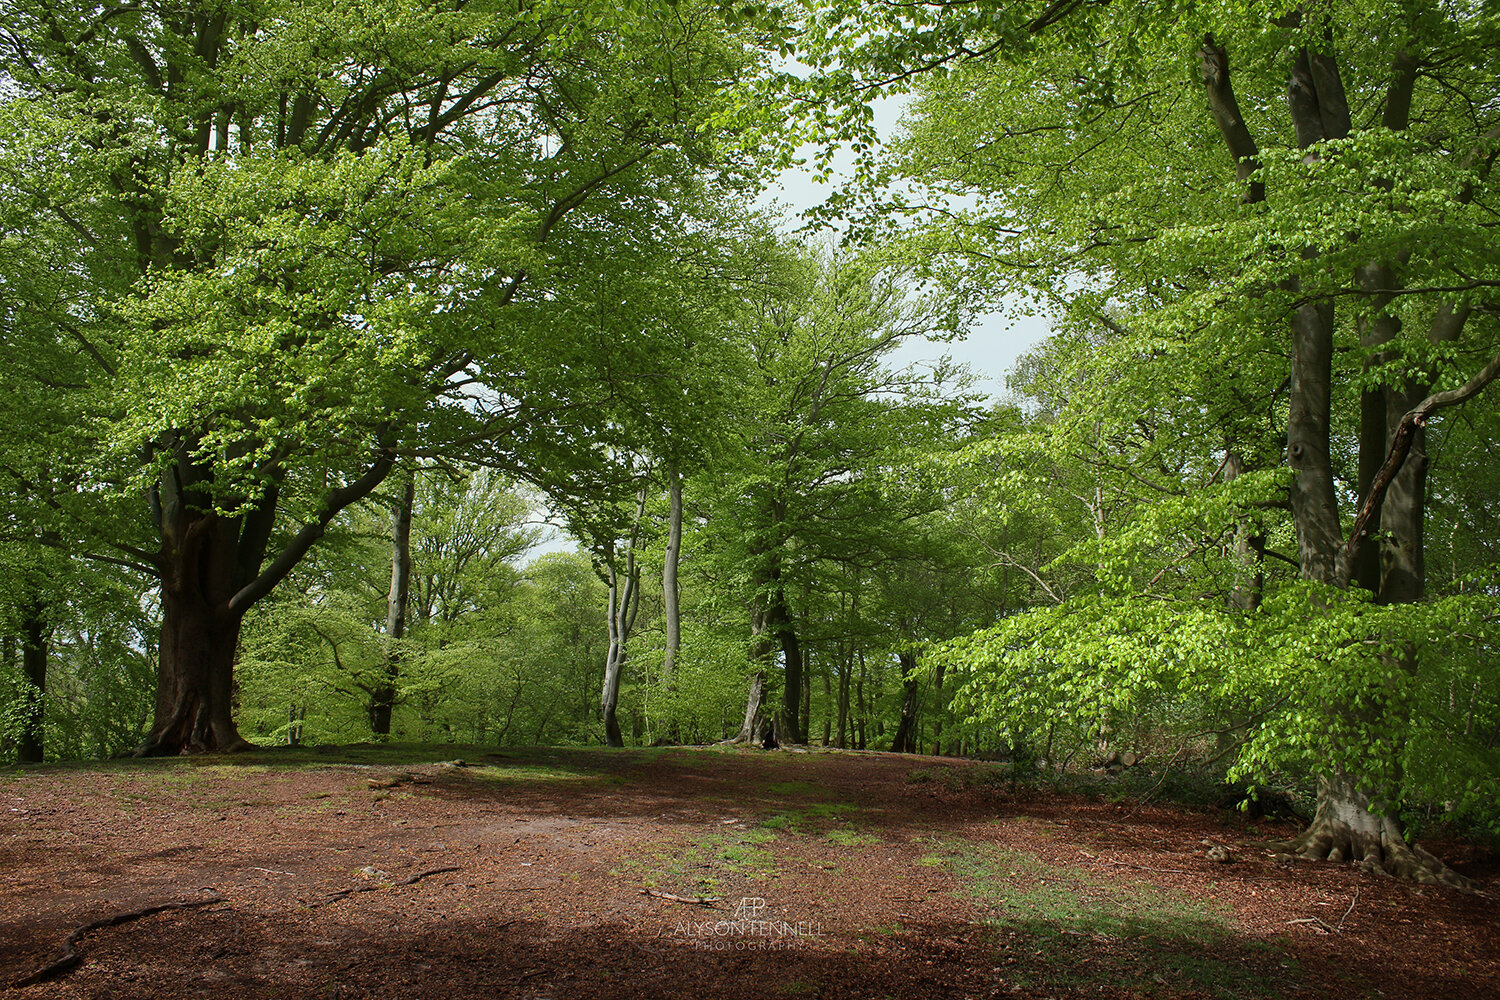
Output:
[
  {"left": 641, "top": 889, "right": 720, "bottom": 907},
  {"left": 12, "top": 892, "right": 225, "bottom": 987},
  {"left": 318, "top": 866, "right": 461, "bottom": 906}
]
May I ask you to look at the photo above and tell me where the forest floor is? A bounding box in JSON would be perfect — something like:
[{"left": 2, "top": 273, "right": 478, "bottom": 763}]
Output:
[{"left": 0, "top": 745, "right": 1496, "bottom": 1000}]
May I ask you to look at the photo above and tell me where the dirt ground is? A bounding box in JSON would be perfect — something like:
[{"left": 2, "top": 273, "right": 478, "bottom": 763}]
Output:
[{"left": 1, "top": 745, "right": 1495, "bottom": 999}]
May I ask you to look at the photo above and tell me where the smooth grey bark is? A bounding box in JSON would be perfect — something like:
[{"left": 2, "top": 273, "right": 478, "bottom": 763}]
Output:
[
  {"left": 371, "top": 471, "right": 415, "bottom": 736},
  {"left": 600, "top": 490, "right": 646, "bottom": 748},
  {"left": 661, "top": 467, "right": 682, "bottom": 682}
]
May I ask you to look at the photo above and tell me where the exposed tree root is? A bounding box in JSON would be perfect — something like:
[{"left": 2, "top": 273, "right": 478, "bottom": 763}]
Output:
[
  {"left": 11, "top": 891, "right": 225, "bottom": 987},
  {"left": 1271, "top": 789, "right": 1478, "bottom": 891}
]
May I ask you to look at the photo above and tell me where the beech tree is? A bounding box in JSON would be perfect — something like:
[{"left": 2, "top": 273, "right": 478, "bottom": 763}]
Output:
[
  {"left": 882, "top": 0, "right": 1499, "bottom": 881},
  {"left": 0, "top": 0, "right": 771, "bottom": 754}
]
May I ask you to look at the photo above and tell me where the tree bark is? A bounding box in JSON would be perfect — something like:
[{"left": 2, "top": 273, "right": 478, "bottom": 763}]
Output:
[
  {"left": 1284, "top": 773, "right": 1471, "bottom": 886},
  {"left": 599, "top": 490, "right": 646, "bottom": 749},
  {"left": 929, "top": 656, "right": 948, "bottom": 756},
  {"left": 142, "top": 435, "right": 396, "bottom": 755},
  {"left": 836, "top": 643, "right": 851, "bottom": 749},
  {"left": 661, "top": 467, "right": 682, "bottom": 682},
  {"left": 142, "top": 507, "right": 252, "bottom": 755},
  {"left": 371, "top": 471, "right": 415, "bottom": 736},
  {"left": 890, "top": 650, "right": 922, "bottom": 754},
  {"left": 17, "top": 608, "right": 48, "bottom": 764},
  {"left": 735, "top": 599, "right": 778, "bottom": 744},
  {"left": 771, "top": 579, "right": 804, "bottom": 744}
]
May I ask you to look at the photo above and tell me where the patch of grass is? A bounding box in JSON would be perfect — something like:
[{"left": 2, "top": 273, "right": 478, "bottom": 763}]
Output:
[
  {"left": 627, "top": 826, "right": 779, "bottom": 893},
  {"left": 760, "top": 800, "right": 860, "bottom": 835},
  {"left": 826, "top": 828, "right": 880, "bottom": 847},
  {"left": 935, "top": 840, "right": 1299, "bottom": 998},
  {"left": 461, "top": 762, "right": 602, "bottom": 785}
]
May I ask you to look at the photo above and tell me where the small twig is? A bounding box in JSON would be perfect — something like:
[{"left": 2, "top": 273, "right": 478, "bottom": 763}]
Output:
[
  {"left": 1336, "top": 888, "right": 1359, "bottom": 931},
  {"left": 640, "top": 889, "right": 720, "bottom": 907},
  {"left": 317, "top": 866, "right": 461, "bottom": 907},
  {"left": 12, "top": 890, "right": 225, "bottom": 987},
  {"left": 249, "top": 867, "right": 297, "bottom": 876}
]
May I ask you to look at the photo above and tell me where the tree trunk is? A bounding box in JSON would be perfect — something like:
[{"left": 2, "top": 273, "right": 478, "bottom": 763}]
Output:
[
  {"left": 141, "top": 432, "right": 395, "bottom": 755},
  {"left": 890, "top": 650, "right": 922, "bottom": 754},
  {"left": 801, "top": 645, "right": 812, "bottom": 743},
  {"left": 1284, "top": 773, "right": 1469, "bottom": 886},
  {"left": 661, "top": 467, "right": 682, "bottom": 681},
  {"left": 372, "top": 471, "right": 414, "bottom": 736},
  {"left": 17, "top": 608, "right": 48, "bottom": 764},
  {"left": 145, "top": 583, "right": 248, "bottom": 755},
  {"left": 836, "top": 644, "right": 851, "bottom": 749},
  {"left": 929, "top": 657, "right": 947, "bottom": 756},
  {"left": 734, "top": 601, "right": 778, "bottom": 744},
  {"left": 855, "top": 651, "right": 868, "bottom": 750},
  {"left": 598, "top": 490, "right": 646, "bottom": 749},
  {"left": 769, "top": 580, "right": 803, "bottom": 744},
  {"left": 600, "top": 563, "right": 627, "bottom": 748},
  {"left": 821, "top": 660, "right": 832, "bottom": 746}
]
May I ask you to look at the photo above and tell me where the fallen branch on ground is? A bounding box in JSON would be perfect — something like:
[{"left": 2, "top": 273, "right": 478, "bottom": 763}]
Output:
[
  {"left": 1287, "top": 916, "right": 1339, "bottom": 934},
  {"left": 12, "top": 890, "right": 225, "bottom": 987},
  {"left": 641, "top": 889, "right": 720, "bottom": 907},
  {"left": 317, "top": 866, "right": 461, "bottom": 906}
]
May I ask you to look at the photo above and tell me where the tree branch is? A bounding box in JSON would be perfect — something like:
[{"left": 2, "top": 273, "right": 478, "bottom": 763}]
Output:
[
  {"left": 1338, "top": 347, "right": 1500, "bottom": 585},
  {"left": 227, "top": 437, "right": 398, "bottom": 616}
]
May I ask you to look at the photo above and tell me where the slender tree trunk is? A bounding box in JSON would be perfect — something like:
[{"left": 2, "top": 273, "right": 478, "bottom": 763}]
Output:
[
  {"left": 661, "top": 467, "right": 682, "bottom": 681},
  {"left": 598, "top": 490, "right": 647, "bottom": 748},
  {"left": 855, "top": 651, "right": 868, "bottom": 750},
  {"left": 773, "top": 588, "right": 804, "bottom": 744},
  {"left": 929, "top": 657, "right": 948, "bottom": 756},
  {"left": 821, "top": 660, "right": 832, "bottom": 746},
  {"left": 372, "top": 471, "right": 414, "bottom": 736},
  {"left": 836, "top": 643, "right": 851, "bottom": 749},
  {"left": 17, "top": 607, "right": 48, "bottom": 764},
  {"left": 600, "top": 557, "right": 636, "bottom": 748},
  {"left": 801, "top": 645, "right": 812, "bottom": 743}
]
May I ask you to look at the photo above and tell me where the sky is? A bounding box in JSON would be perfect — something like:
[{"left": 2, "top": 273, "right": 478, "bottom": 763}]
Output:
[{"left": 753, "top": 92, "right": 1055, "bottom": 402}]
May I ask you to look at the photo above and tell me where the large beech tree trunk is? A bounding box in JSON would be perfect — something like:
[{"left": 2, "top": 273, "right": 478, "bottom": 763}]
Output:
[
  {"left": 17, "top": 609, "right": 48, "bottom": 764},
  {"left": 141, "top": 434, "right": 396, "bottom": 756},
  {"left": 144, "top": 511, "right": 254, "bottom": 755}
]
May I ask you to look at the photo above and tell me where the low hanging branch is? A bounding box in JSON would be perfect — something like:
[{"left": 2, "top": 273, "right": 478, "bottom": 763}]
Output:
[
  {"left": 1339, "top": 347, "right": 1500, "bottom": 586},
  {"left": 11, "top": 891, "right": 226, "bottom": 987}
]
